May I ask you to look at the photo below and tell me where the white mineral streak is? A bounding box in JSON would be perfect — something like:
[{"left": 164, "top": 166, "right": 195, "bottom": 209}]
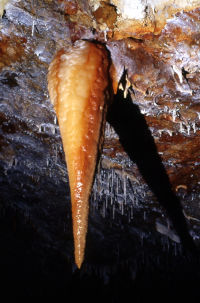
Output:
[
  {"left": 0, "top": 0, "right": 10, "bottom": 17},
  {"left": 112, "top": 0, "right": 146, "bottom": 20},
  {"left": 156, "top": 220, "right": 181, "bottom": 243},
  {"left": 110, "top": 0, "right": 200, "bottom": 20},
  {"left": 88, "top": 0, "right": 100, "bottom": 11}
]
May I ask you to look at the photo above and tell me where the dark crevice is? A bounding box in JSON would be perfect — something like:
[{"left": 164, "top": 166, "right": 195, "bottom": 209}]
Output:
[
  {"left": 2, "top": 10, "right": 7, "bottom": 19},
  {"left": 0, "top": 72, "right": 18, "bottom": 88},
  {"left": 182, "top": 67, "right": 190, "bottom": 83}
]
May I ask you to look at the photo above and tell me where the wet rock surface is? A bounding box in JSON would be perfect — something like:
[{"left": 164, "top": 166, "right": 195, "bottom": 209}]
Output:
[{"left": 0, "top": 0, "right": 200, "bottom": 300}]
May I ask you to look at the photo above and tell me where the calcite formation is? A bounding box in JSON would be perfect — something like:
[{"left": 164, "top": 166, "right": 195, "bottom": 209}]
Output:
[{"left": 48, "top": 41, "right": 111, "bottom": 268}]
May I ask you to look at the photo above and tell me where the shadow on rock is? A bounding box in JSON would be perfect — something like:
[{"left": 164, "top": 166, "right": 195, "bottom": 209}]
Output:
[{"left": 107, "top": 88, "right": 198, "bottom": 255}]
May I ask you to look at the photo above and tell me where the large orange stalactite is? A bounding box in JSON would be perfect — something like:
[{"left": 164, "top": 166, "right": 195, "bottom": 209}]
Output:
[{"left": 48, "top": 40, "right": 111, "bottom": 268}]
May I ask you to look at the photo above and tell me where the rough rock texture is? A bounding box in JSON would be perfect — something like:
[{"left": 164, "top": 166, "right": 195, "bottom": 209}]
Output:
[
  {"left": 0, "top": 0, "right": 200, "bottom": 300},
  {"left": 70, "top": 0, "right": 200, "bottom": 38}
]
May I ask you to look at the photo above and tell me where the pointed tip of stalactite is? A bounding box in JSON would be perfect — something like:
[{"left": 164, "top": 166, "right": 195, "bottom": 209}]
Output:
[
  {"left": 75, "top": 259, "right": 83, "bottom": 269},
  {"left": 73, "top": 220, "right": 87, "bottom": 269},
  {"left": 72, "top": 200, "right": 88, "bottom": 269},
  {"left": 75, "top": 246, "right": 84, "bottom": 269}
]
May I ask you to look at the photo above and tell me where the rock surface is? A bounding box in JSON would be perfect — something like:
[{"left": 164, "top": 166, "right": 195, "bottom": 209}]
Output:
[{"left": 0, "top": 0, "right": 200, "bottom": 300}]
